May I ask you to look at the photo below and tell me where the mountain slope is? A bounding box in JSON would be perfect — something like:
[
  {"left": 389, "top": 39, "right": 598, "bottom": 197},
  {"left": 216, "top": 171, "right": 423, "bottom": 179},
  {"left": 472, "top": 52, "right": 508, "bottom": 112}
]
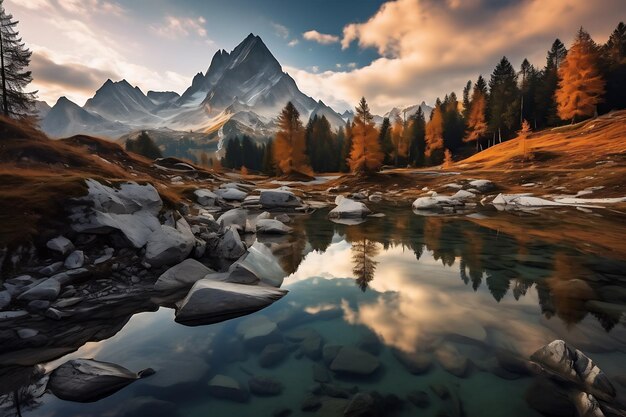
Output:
[
  {"left": 84, "top": 79, "right": 158, "bottom": 124},
  {"left": 41, "top": 97, "right": 130, "bottom": 138}
]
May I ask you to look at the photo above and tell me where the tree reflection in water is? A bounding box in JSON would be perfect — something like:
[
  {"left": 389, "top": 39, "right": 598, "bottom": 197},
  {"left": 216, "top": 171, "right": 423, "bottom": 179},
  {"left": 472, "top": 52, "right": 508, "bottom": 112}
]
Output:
[{"left": 351, "top": 238, "right": 380, "bottom": 291}]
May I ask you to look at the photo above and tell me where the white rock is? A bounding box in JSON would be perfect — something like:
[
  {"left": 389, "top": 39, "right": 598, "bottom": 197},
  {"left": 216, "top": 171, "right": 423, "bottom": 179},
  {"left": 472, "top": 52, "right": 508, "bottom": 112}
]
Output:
[
  {"left": 194, "top": 189, "right": 220, "bottom": 206},
  {"left": 468, "top": 179, "right": 495, "bottom": 192},
  {"left": 236, "top": 315, "right": 280, "bottom": 348},
  {"left": 215, "top": 188, "right": 247, "bottom": 201},
  {"left": 259, "top": 189, "right": 303, "bottom": 208},
  {"left": 451, "top": 190, "right": 475, "bottom": 201},
  {"left": 256, "top": 219, "right": 292, "bottom": 235},
  {"left": 217, "top": 226, "right": 246, "bottom": 260},
  {"left": 412, "top": 196, "right": 463, "bottom": 210},
  {"left": 328, "top": 198, "right": 371, "bottom": 219},
  {"left": 228, "top": 241, "right": 286, "bottom": 287},
  {"left": 93, "top": 248, "right": 114, "bottom": 265},
  {"left": 64, "top": 250, "right": 84, "bottom": 269},
  {"left": 154, "top": 259, "right": 214, "bottom": 291},
  {"left": 492, "top": 193, "right": 567, "bottom": 208},
  {"left": 46, "top": 236, "right": 74, "bottom": 255},
  {"left": 256, "top": 211, "right": 271, "bottom": 221},
  {"left": 444, "top": 183, "right": 463, "bottom": 190},
  {"left": 175, "top": 279, "right": 288, "bottom": 326},
  {"left": 145, "top": 218, "right": 195, "bottom": 267}
]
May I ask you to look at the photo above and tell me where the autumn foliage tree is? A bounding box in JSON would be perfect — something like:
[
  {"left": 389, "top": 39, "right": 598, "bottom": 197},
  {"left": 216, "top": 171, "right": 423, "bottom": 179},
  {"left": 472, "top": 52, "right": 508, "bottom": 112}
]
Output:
[
  {"left": 518, "top": 119, "right": 531, "bottom": 159},
  {"left": 556, "top": 28, "right": 606, "bottom": 123},
  {"left": 391, "top": 115, "right": 408, "bottom": 166},
  {"left": 425, "top": 105, "right": 444, "bottom": 165},
  {"left": 348, "top": 97, "right": 383, "bottom": 174},
  {"left": 464, "top": 76, "right": 488, "bottom": 148},
  {"left": 273, "top": 101, "right": 311, "bottom": 176}
]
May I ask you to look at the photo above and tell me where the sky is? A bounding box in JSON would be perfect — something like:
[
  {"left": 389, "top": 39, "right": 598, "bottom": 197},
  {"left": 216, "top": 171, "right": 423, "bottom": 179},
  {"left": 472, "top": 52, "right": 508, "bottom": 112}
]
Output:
[{"left": 6, "top": 0, "right": 626, "bottom": 114}]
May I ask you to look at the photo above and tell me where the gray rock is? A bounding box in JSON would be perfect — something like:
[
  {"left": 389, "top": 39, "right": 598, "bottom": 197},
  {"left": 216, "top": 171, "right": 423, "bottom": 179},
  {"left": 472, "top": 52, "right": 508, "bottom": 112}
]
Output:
[
  {"left": 215, "top": 188, "right": 247, "bottom": 201},
  {"left": 145, "top": 218, "right": 195, "bottom": 267},
  {"left": 392, "top": 349, "right": 432, "bottom": 375},
  {"left": 313, "top": 363, "right": 331, "bottom": 383},
  {"left": 0, "top": 291, "right": 10, "bottom": 310},
  {"left": 256, "top": 219, "right": 292, "bottom": 235},
  {"left": 216, "top": 209, "right": 247, "bottom": 232},
  {"left": 300, "top": 394, "right": 322, "bottom": 411},
  {"left": 194, "top": 189, "right": 219, "bottom": 206},
  {"left": 525, "top": 377, "right": 576, "bottom": 417},
  {"left": 407, "top": 390, "right": 430, "bottom": 408},
  {"left": 207, "top": 374, "right": 248, "bottom": 402},
  {"left": 154, "top": 259, "right": 213, "bottom": 291},
  {"left": 174, "top": 279, "right": 288, "bottom": 326},
  {"left": 93, "top": 248, "right": 114, "bottom": 265},
  {"left": 435, "top": 343, "right": 469, "bottom": 377},
  {"left": 64, "top": 250, "right": 85, "bottom": 269},
  {"left": 236, "top": 315, "right": 282, "bottom": 350},
  {"left": 216, "top": 226, "right": 246, "bottom": 260},
  {"left": 17, "top": 278, "right": 60, "bottom": 301},
  {"left": 259, "top": 343, "right": 288, "bottom": 368},
  {"left": 259, "top": 189, "right": 303, "bottom": 209},
  {"left": 572, "top": 391, "right": 605, "bottom": 417},
  {"left": 39, "top": 261, "right": 64, "bottom": 276},
  {"left": 248, "top": 376, "right": 283, "bottom": 396},
  {"left": 323, "top": 344, "right": 342, "bottom": 366},
  {"left": 17, "top": 328, "right": 39, "bottom": 339},
  {"left": 227, "top": 241, "right": 285, "bottom": 287},
  {"left": 330, "top": 346, "right": 380, "bottom": 376},
  {"left": 53, "top": 297, "right": 83, "bottom": 308},
  {"left": 275, "top": 213, "right": 292, "bottom": 223},
  {"left": 344, "top": 393, "right": 375, "bottom": 417},
  {"left": 301, "top": 334, "right": 323, "bottom": 360},
  {"left": 27, "top": 300, "right": 51, "bottom": 312},
  {"left": 46, "top": 236, "right": 74, "bottom": 255},
  {"left": 530, "top": 340, "right": 616, "bottom": 401},
  {"left": 48, "top": 358, "right": 154, "bottom": 402}
]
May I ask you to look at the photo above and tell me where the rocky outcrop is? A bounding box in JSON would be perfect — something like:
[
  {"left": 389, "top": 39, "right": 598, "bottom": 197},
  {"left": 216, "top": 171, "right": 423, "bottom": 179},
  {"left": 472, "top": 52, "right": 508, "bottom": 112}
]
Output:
[{"left": 144, "top": 218, "right": 195, "bottom": 267}]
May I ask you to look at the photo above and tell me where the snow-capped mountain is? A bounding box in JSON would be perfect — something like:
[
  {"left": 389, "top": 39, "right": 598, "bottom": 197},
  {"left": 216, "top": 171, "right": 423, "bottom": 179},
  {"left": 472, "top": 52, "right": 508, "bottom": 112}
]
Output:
[
  {"left": 34, "top": 100, "right": 51, "bottom": 119},
  {"left": 384, "top": 102, "right": 433, "bottom": 121},
  {"left": 41, "top": 97, "right": 128, "bottom": 138},
  {"left": 39, "top": 33, "right": 430, "bottom": 144}
]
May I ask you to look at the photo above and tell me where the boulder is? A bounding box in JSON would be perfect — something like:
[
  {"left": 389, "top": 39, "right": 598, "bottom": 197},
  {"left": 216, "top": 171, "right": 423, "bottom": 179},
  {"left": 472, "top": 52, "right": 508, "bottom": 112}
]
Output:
[
  {"left": 344, "top": 393, "right": 376, "bottom": 417},
  {"left": 48, "top": 358, "right": 154, "bottom": 403},
  {"left": 236, "top": 315, "right": 282, "bottom": 350},
  {"left": 435, "top": 343, "right": 469, "bottom": 377},
  {"left": 451, "top": 190, "right": 475, "bottom": 201},
  {"left": 530, "top": 340, "right": 616, "bottom": 401},
  {"left": 145, "top": 218, "right": 195, "bottom": 267},
  {"left": 259, "top": 189, "right": 303, "bottom": 209},
  {"left": 17, "top": 278, "right": 60, "bottom": 301},
  {"left": 175, "top": 279, "right": 288, "bottom": 326},
  {"left": 412, "top": 195, "right": 463, "bottom": 210},
  {"left": 301, "top": 334, "right": 323, "bottom": 360},
  {"left": 39, "top": 261, "right": 64, "bottom": 276},
  {"left": 215, "top": 188, "right": 247, "bottom": 201},
  {"left": 313, "top": 363, "right": 332, "bottom": 383},
  {"left": 154, "top": 259, "right": 214, "bottom": 291},
  {"left": 259, "top": 343, "right": 288, "bottom": 368},
  {"left": 256, "top": 219, "right": 292, "bottom": 235},
  {"left": 216, "top": 226, "right": 247, "bottom": 260},
  {"left": 64, "top": 250, "right": 84, "bottom": 269},
  {"left": 391, "top": 349, "right": 432, "bottom": 375},
  {"left": 328, "top": 198, "right": 371, "bottom": 219},
  {"left": 248, "top": 376, "right": 283, "bottom": 396},
  {"left": 207, "top": 374, "right": 248, "bottom": 402},
  {"left": 194, "top": 189, "right": 219, "bottom": 206},
  {"left": 323, "top": 345, "right": 343, "bottom": 366},
  {"left": 330, "top": 346, "right": 380, "bottom": 376},
  {"left": 46, "top": 236, "right": 74, "bottom": 255},
  {"left": 573, "top": 391, "right": 605, "bottom": 417},
  {"left": 0, "top": 291, "right": 11, "bottom": 310},
  {"left": 227, "top": 241, "right": 286, "bottom": 287},
  {"left": 217, "top": 209, "right": 248, "bottom": 232}
]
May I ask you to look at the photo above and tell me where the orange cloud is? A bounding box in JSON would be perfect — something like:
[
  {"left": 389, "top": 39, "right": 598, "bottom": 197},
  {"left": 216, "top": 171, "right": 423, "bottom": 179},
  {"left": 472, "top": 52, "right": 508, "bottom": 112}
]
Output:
[{"left": 303, "top": 30, "right": 340, "bottom": 44}]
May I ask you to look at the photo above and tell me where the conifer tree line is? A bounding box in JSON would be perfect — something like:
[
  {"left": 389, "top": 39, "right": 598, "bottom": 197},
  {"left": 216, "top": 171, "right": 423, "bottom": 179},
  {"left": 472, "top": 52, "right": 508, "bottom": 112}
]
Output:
[{"left": 221, "top": 23, "right": 625, "bottom": 176}]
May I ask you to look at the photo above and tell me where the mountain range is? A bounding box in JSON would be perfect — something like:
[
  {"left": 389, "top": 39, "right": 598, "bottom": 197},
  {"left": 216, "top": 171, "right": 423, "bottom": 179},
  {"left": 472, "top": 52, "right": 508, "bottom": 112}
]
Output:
[{"left": 39, "top": 33, "right": 431, "bottom": 143}]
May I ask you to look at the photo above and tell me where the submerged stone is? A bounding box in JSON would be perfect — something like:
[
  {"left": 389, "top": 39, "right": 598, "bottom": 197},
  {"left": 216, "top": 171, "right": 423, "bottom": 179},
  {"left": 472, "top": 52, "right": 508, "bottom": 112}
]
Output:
[
  {"left": 329, "top": 346, "right": 380, "bottom": 376},
  {"left": 207, "top": 374, "right": 249, "bottom": 402}
]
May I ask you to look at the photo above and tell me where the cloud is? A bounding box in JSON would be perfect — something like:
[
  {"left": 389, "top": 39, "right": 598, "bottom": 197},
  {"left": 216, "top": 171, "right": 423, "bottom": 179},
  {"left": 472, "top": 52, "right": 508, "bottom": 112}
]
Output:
[
  {"left": 303, "top": 30, "right": 340, "bottom": 45},
  {"left": 153, "top": 15, "right": 208, "bottom": 39},
  {"left": 289, "top": 0, "right": 626, "bottom": 114},
  {"left": 30, "top": 51, "right": 119, "bottom": 92},
  {"left": 287, "top": 39, "right": 299, "bottom": 47},
  {"left": 271, "top": 22, "right": 289, "bottom": 39}
]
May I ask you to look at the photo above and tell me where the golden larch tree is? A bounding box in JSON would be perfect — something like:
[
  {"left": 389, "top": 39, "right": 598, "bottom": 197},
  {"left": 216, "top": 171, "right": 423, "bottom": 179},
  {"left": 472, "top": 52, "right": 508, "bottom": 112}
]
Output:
[
  {"left": 391, "top": 115, "right": 408, "bottom": 166},
  {"left": 518, "top": 119, "right": 531, "bottom": 159},
  {"left": 425, "top": 105, "right": 444, "bottom": 164},
  {"left": 443, "top": 149, "right": 453, "bottom": 168},
  {"left": 556, "top": 28, "right": 605, "bottom": 123},
  {"left": 348, "top": 97, "right": 383, "bottom": 173},
  {"left": 273, "top": 101, "right": 311, "bottom": 175},
  {"left": 464, "top": 91, "right": 488, "bottom": 146}
]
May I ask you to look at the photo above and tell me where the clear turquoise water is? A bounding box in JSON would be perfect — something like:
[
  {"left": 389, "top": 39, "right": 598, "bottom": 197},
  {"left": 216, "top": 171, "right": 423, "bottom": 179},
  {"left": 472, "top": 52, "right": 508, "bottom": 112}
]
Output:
[{"left": 16, "top": 208, "right": 626, "bottom": 417}]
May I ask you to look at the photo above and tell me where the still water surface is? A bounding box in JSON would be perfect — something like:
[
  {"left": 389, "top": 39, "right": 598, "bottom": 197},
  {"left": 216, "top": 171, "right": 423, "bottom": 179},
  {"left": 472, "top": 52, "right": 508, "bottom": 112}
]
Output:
[{"left": 20, "top": 208, "right": 626, "bottom": 417}]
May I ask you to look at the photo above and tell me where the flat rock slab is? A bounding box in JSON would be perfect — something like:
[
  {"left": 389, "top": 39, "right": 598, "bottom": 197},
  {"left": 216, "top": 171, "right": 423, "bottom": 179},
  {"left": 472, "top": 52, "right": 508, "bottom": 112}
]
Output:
[
  {"left": 330, "top": 346, "right": 380, "bottom": 376},
  {"left": 154, "top": 259, "right": 213, "bottom": 291}
]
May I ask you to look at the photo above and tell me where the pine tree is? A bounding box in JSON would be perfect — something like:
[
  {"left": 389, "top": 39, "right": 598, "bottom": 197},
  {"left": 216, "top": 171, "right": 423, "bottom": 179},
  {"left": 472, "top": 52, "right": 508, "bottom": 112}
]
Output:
[
  {"left": 425, "top": 104, "right": 444, "bottom": 165},
  {"left": 488, "top": 57, "right": 519, "bottom": 140},
  {"left": 274, "top": 101, "right": 311, "bottom": 175},
  {"left": 536, "top": 39, "right": 567, "bottom": 127},
  {"left": 348, "top": 97, "right": 383, "bottom": 173},
  {"left": 378, "top": 117, "right": 393, "bottom": 165},
  {"left": 462, "top": 80, "right": 472, "bottom": 119},
  {"left": 442, "top": 92, "right": 464, "bottom": 152},
  {"left": 390, "top": 115, "right": 406, "bottom": 166},
  {"left": 262, "top": 139, "right": 276, "bottom": 176},
  {"left": 0, "top": 0, "right": 36, "bottom": 118},
  {"left": 340, "top": 120, "right": 353, "bottom": 172},
  {"left": 125, "top": 131, "right": 162, "bottom": 160},
  {"left": 410, "top": 107, "right": 426, "bottom": 166},
  {"left": 556, "top": 28, "right": 605, "bottom": 123},
  {"left": 600, "top": 22, "right": 626, "bottom": 112}
]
